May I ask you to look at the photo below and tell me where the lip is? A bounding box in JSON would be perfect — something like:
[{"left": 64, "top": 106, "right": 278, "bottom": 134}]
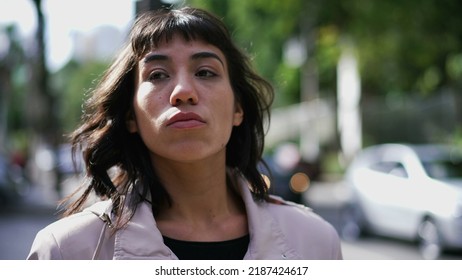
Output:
[{"left": 166, "top": 112, "right": 206, "bottom": 129}]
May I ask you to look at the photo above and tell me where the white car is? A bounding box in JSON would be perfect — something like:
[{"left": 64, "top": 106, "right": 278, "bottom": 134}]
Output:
[{"left": 344, "top": 143, "right": 462, "bottom": 259}]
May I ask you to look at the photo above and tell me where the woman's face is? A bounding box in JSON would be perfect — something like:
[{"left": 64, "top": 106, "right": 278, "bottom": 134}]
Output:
[{"left": 127, "top": 34, "right": 243, "bottom": 164}]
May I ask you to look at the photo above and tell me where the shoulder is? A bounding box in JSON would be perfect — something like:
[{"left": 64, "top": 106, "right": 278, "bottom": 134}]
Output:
[
  {"left": 27, "top": 200, "right": 112, "bottom": 260},
  {"left": 265, "top": 195, "right": 329, "bottom": 228},
  {"left": 43, "top": 200, "right": 111, "bottom": 235},
  {"left": 264, "top": 196, "right": 343, "bottom": 259}
]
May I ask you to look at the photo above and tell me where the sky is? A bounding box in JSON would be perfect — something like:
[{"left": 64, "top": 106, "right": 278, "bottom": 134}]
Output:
[{"left": 0, "top": 0, "right": 136, "bottom": 71}]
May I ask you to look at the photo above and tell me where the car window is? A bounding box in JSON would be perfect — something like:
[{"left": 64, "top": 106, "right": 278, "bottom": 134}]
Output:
[
  {"left": 369, "top": 161, "right": 408, "bottom": 178},
  {"left": 389, "top": 165, "right": 408, "bottom": 178}
]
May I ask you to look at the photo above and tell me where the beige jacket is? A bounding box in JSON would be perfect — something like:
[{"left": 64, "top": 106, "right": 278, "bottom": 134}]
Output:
[{"left": 27, "top": 180, "right": 342, "bottom": 260}]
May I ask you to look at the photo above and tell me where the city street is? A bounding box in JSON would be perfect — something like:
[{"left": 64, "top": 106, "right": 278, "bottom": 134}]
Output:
[
  {"left": 1, "top": 179, "right": 461, "bottom": 260},
  {"left": 0, "top": 204, "right": 57, "bottom": 259}
]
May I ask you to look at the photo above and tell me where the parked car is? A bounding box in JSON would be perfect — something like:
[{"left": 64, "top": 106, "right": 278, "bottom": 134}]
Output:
[{"left": 343, "top": 143, "right": 462, "bottom": 259}]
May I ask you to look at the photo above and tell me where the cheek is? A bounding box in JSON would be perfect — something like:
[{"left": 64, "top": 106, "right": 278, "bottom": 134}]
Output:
[
  {"left": 136, "top": 82, "right": 156, "bottom": 103},
  {"left": 134, "top": 82, "right": 165, "bottom": 113},
  {"left": 132, "top": 85, "right": 165, "bottom": 131}
]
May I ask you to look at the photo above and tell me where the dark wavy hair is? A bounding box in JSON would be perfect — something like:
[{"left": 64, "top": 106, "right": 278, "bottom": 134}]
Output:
[{"left": 63, "top": 7, "right": 274, "bottom": 228}]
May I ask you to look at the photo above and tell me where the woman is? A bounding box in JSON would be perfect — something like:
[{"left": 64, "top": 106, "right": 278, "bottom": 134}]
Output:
[{"left": 27, "top": 7, "right": 342, "bottom": 260}]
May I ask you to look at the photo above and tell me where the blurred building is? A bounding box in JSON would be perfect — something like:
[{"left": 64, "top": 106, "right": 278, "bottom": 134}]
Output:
[
  {"left": 68, "top": 0, "right": 173, "bottom": 65},
  {"left": 70, "top": 25, "right": 126, "bottom": 64}
]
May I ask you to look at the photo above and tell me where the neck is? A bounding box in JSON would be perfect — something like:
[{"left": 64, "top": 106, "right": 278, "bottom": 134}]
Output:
[
  {"left": 152, "top": 156, "right": 247, "bottom": 241},
  {"left": 154, "top": 153, "right": 238, "bottom": 214}
]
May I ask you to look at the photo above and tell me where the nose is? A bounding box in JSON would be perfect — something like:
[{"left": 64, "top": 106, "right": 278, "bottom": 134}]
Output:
[{"left": 170, "top": 75, "right": 199, "bottom": 106}]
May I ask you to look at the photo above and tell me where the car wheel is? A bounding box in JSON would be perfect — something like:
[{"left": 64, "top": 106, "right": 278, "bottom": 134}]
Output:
[{"left": 417, "top": 218, "right": 442, "bottom": 260}]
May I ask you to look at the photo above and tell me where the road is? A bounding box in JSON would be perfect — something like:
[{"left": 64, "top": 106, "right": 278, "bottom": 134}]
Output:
[
  {"left": 0, "top": 206, "right": 57, "bottom": 259},
  {"left": 1, "top": 179, "right": 461, "bottom": 260}
]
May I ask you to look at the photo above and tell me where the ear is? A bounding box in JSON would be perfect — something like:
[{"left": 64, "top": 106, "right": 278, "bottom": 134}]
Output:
[
  {"left": 126, "top": 110, "right": 138, "bottom": 133},
  {"left": 232, "top": 102, "right": 244, "bottom": 126}
]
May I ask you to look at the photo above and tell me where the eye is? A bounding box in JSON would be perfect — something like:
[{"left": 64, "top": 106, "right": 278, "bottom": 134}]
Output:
[
  {"left": 196, "top": 69, "right": 217, "bottom": 78},
  {"left": 148, "top": 71, "right": 169, "bottom": 81}
]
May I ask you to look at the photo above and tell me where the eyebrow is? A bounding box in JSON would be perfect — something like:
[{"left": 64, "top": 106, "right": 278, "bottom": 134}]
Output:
[
  {"left": 142, "top": 51, "right": 225, "bottom": 67},
  {"left": 191, "top": 52, "right": 224, "bottom": 67},
  {"left": 142, "top": 54, "right": 168, "bottom": 64}
]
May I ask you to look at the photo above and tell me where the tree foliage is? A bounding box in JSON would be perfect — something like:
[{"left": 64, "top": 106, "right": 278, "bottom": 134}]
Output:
[
  {"left": 52, "top": 60, "right": 108, "bottom": 134},
  {"left": 0, "top": 25, "right": 26, "bottom": 151}
]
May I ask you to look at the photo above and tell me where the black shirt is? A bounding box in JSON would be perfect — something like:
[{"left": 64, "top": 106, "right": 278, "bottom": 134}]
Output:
[{"left": 163, "top": 235, "right": 250, "bottom": 260}]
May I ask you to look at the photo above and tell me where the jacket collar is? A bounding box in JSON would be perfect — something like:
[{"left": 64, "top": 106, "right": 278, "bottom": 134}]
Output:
[
  {"left": 113, "top": 201, "right": 176, "bottom": 259},
  {"left": 236, "top": 177, "right": 300, "bottom": 259}
]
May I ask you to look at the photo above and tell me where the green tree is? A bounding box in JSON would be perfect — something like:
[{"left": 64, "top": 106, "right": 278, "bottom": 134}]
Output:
[
  {"left": 52, "top": 60, "right": 108, "bottom": 134},
  {"left": 342, "top": 0, "right": 462, "bottom": 96},
  {"left": 0, "top": 25, "right": 25, "bottom": 151}
]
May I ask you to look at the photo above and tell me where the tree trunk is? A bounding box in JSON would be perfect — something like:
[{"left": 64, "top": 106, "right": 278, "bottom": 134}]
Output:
[{"left": 30, "top": 0, "right": 63, "bottom": 198}]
